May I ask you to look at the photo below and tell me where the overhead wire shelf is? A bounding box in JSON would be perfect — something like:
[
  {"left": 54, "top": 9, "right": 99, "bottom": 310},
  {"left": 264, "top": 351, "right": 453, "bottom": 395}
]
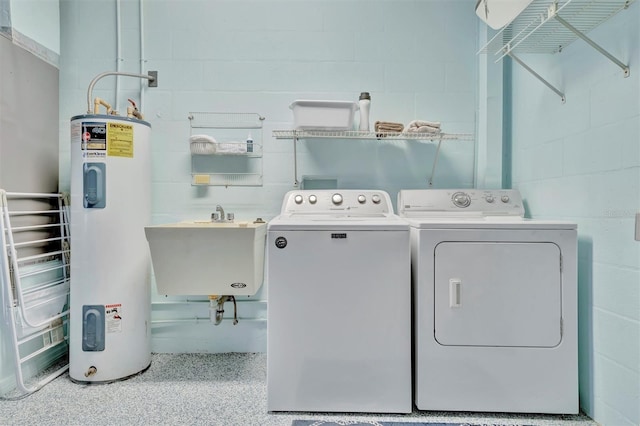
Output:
[
  {"left": 479, "top": 0, "right": 635, "bottom": 58},
  {"left": 477, "top": 0, "right": 635, "bottom": 102}
]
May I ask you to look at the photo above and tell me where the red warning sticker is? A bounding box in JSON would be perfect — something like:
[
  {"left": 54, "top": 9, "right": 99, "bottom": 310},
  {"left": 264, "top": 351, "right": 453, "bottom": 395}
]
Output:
[{"left": 105, "top": 303, "right": 123, "bottom": 333}]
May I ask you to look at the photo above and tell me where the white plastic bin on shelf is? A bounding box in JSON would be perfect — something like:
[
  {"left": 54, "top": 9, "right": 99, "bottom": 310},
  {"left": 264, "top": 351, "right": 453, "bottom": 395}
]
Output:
[{"left": 289, "top": 100, "right": 359, "bottom": 131}]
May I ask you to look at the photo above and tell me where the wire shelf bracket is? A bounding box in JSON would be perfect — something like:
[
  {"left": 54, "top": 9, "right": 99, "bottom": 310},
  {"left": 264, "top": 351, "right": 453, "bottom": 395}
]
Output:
[{"left": 507, "top": 51, "right": 567, "bottom": 103}]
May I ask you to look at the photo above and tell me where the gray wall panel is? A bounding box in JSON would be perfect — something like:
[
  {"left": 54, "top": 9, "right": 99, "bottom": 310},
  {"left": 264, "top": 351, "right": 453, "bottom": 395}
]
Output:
[{"left": 0, "top": 35, "right": 59, "bottom": 193}]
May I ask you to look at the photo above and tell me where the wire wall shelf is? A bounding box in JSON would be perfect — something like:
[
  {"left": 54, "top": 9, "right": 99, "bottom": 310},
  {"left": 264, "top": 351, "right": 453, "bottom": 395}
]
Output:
[
  {"left": 478, "top": 0, "right": 635, "bottom": 102},
  {"left": 273, "top": 130, "right": 474, "bottom": 188},
  {"left": 479, "top": 0, "right": 634, "bottom": 58},
  {"left": 272, "top": 130, "right": 474, "bottom": 141},
  {"left": 189, "top": 112, "right": 264, "bottom": 187}
]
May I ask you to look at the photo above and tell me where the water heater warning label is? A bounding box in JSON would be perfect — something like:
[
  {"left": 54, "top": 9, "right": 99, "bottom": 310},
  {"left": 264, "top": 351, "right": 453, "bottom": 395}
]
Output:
[
  {"left": 107, "top": 122, "right": 134, "bottom": 158},
  {"left": 105, "top": 303, "right": 123, "bottom": 333}
]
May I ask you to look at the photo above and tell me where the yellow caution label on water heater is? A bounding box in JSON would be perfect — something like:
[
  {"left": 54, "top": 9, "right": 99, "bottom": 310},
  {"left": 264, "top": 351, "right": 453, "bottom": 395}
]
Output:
[{"left": 107, "top": 122, "right": 134, "bottom": 158}]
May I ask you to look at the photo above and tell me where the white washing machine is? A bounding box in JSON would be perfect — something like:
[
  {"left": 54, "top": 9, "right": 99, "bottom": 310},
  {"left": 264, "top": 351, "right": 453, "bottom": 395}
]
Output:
[
  {"left": 267, "top": 190, "right": 412, "bottom": 414},
  {"left": 397, "top": 189, "right": 578, "bottom": 414}
]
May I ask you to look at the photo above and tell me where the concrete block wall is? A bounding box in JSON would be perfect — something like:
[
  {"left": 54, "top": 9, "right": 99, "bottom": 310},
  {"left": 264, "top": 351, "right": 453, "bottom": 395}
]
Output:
[
  {"left": 509, "top": 2, "right": 640, "bottom": 425},
  {"left": 58, "top": 0, "right": 478, "bottom": 354}
]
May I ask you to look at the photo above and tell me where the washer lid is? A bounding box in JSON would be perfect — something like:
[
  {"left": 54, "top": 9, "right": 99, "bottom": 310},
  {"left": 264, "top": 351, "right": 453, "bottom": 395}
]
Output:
[{"left": 434, "top": 241, "right": 563, "bottom": 348}]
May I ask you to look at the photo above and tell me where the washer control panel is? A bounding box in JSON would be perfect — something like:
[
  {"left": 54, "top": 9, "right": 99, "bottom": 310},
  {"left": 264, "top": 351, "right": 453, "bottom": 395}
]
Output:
[
  {"left": 282, "top": 190, "right": 392, "bottom": 214},
  {"left": 398, "top": 189, "right": 524, "bottom": 216}
]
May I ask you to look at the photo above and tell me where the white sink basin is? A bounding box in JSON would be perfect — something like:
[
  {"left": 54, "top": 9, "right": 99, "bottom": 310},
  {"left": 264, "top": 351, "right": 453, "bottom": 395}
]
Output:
[{"left": 144, "top": 221, "right": 267, "bottom": 296}]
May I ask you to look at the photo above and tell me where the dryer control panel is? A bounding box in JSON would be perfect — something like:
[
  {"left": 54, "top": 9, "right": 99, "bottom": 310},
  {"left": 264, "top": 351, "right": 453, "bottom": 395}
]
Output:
[
  {"left": 280, "top": 190, "right": 393, "bottom": 215},
  {"left": 398, "top": 189, "right": 524, "bottom": 217}
]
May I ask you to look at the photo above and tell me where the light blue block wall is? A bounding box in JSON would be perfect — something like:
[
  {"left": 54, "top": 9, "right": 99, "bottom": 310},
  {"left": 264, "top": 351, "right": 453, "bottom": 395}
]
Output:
[
  {"left": 509, "top": 2, "right": 640, "bottom": 425},
  {"left": 8, "top": 0, "right": 60, "bottom": 54},
  {"left": 58, "top": 0, "right": 478, "bottom": 354},
  {"left": 2, "top": 1, "right": 632, "bottom": 421}
]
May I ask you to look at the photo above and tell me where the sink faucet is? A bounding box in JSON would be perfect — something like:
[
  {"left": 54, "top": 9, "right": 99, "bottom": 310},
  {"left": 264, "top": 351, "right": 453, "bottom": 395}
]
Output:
[
  {"left": 216, "top": 205, "right": 225, "bottom": 221},
  {"left": 212, "top": 204, "right": 234, "bottom": 223}
]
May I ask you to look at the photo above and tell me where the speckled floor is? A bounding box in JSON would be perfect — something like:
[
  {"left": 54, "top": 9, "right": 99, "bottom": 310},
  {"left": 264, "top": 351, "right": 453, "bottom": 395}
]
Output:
[{"left": 0, "top": 353, "right": 597, "bottom": 426}]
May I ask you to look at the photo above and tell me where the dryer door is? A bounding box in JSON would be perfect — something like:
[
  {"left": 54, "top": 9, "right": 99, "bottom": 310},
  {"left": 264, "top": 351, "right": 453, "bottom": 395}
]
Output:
[{"left": 434, "top": 242, "right": 562, "bottom": 347}]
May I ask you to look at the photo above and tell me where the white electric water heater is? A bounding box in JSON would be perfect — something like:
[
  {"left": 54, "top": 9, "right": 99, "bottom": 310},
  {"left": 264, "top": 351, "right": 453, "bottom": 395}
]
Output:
[{"left": 69, "top": 114, "right": 151, "bottom": 382}]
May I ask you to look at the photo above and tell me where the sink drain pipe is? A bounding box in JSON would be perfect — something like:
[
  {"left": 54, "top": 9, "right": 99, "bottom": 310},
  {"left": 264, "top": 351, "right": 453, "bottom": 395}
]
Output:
[{"left": 209, "top": 295, "right": 239, "bottom": 325}]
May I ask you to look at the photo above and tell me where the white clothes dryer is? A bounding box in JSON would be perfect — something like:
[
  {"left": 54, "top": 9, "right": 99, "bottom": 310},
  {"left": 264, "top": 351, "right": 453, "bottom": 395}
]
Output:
[
  {"left": 267, "top": 190, "right": 411, "bottom": 414},
  {"left": 398, "top": 189, "right": 578, "bottom": 414}
]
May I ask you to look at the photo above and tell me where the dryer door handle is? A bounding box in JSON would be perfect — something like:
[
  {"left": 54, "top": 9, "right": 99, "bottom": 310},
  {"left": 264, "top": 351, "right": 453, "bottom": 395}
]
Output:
[{"left": 449, "top": 278, "right": 462, "bottom": 308}]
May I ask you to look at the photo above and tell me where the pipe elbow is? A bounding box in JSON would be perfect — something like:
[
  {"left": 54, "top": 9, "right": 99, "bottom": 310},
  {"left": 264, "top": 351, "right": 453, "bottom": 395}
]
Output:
[{"left": 93, "top": 97, "right": 113, "bottom": 115}]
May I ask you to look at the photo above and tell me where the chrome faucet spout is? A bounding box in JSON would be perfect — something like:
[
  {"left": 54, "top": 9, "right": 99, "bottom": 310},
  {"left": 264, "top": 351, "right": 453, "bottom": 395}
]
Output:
[
  {"left": 215, "top": 205, "right": 225, "bottom": 221},
  {"left": 212, "top": 204, "right": 234, "bottom": 223}
]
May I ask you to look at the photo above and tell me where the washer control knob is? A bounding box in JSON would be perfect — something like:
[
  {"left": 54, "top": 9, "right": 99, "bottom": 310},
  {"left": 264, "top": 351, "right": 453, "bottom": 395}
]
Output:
[
  {"left": 371, "top": 194, "right": 381, "bottom": 204},
  {"left": 452, "top": 192, "right": 471, "bottom": 208},
  {"left": 357, "top": 194, "right": 366, "bottom": 204},
  {"left": 501, "top": 195, "right": 510, "bottom": 203},
  {"left": 308, "top": 195, "right": 317, "bottom": 204},
  {"left": 485, "top": 195, "right": 495, "bottom": 203},
  {"left": 332, "top": 193, "right": 343, "bottom": 205},
  {"left": 294, "top": 195, "right": 303, "bottom": 204}
]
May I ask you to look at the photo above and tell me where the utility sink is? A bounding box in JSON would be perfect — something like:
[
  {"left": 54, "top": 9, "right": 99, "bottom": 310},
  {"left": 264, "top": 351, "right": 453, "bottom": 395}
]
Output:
[{"left": 144, "top": 221, "right": 267, "bottom": 296}]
